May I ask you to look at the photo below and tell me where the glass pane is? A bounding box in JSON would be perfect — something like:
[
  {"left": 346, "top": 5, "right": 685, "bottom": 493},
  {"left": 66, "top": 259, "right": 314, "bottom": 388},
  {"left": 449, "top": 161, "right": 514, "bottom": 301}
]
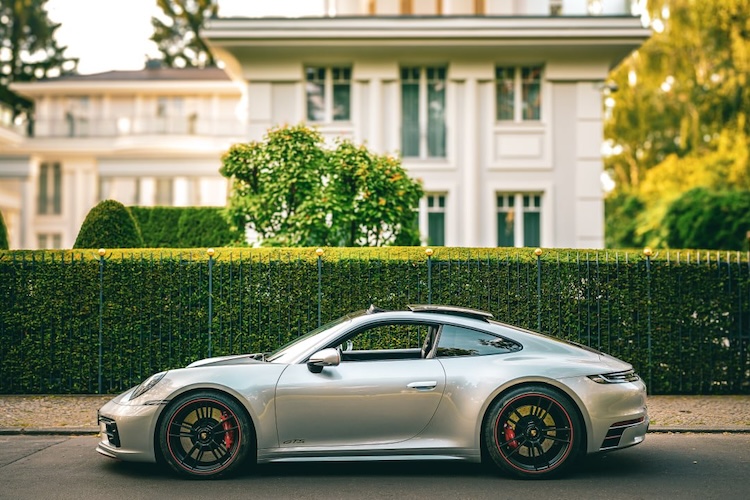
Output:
[
  {"left": 38, "top": 164, "right": 48, "bottom": 214},
  {"left": 497, "top": 209, "right": 515, "bottom": 247},
  {"left": 522, "top": 66, "right": 542, "bottom": 121},
  {"left": 53, "top": 163, "right": 62, "bottom": 214},
  {"left": 427, "top": 74, "right": 446, "bottom": 158},
  {"left": 428, "top": 212, "right": 445, "bottom": 246},
  {"left": 333, "top": 83, "right": 350, "bottom": 121},
  {"left": 436, "top": 325, "right": 522, "bottom": 357},
  {"left": 306, "top": 67, "right": 326, "bottom": 121},
  {"left": 524, "top": 211, "right": 541, "bottom": 247},
  {"left": 496, "top": 67, "right": 515, "bottom": 120},
  {"left": 401, "top": 82, "right": 420, "bottom": 157}
]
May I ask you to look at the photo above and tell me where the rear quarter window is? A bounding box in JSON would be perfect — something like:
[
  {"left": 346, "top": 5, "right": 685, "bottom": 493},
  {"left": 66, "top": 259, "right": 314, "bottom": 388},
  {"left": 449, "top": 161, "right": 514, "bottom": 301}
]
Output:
[{"left": 436, "top": 324, "right": 522, "bottom": 357}]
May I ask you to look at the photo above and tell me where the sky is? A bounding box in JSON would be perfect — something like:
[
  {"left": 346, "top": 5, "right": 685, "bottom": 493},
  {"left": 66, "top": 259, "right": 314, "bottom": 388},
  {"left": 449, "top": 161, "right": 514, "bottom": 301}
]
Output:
[{"left": 46, "top": 0, "right": 325, "bottom": 75}]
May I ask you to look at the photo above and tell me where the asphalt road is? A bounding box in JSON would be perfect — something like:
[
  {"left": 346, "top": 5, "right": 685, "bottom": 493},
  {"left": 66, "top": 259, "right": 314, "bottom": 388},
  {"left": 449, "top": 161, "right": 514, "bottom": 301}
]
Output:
[{"left": 0, "top": 433, "right": 748, "bottom": 500}]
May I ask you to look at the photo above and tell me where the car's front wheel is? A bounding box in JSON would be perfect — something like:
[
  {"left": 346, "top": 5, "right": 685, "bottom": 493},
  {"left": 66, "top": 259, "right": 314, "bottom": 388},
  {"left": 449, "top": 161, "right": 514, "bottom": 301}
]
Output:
[
  {"left": 158, "top": 391, "right": 252, "bottom": 478},
  {"left": 483, "top": 385, "right": 582, "bottom": 479}
]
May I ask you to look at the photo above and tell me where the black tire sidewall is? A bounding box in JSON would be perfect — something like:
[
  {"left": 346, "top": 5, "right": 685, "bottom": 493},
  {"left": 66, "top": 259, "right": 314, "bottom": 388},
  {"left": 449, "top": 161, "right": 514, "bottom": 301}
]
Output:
[
  {"left": 158, "top": 390, "right": 252, "bottom": 479},
  {"left": 483, "top": 385, "right": 582, "bottom": 479}
]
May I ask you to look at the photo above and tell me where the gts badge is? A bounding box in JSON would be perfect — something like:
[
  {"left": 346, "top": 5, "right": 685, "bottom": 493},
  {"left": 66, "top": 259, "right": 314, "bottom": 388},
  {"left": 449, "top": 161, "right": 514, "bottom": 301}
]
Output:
[{"left": 283, "top": 439, "right": 305, "bottom": 444}]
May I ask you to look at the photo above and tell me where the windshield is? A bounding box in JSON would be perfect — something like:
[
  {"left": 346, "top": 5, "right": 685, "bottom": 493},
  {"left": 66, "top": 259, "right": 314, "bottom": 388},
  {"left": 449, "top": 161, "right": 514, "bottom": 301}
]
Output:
[{"left": 265, "top": 312, "right": 360, "bottom": 364}]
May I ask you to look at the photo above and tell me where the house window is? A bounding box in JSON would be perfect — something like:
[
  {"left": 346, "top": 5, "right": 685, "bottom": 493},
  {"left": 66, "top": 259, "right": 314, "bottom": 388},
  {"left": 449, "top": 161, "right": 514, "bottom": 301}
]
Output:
[
  {"left": 306, "top": 66, "right": 351, "bottom": 122},
  {"left": 495, "top": 66, "right": 542, "bottom": 122},
  {"left": 422, "top": 194, "right": 446, "bottom": 246},
  {"left": 401, "top": 66, "right": 446, "bottom": 158},
  {"left": 496, "top": 193, "right": 541, "bottom": 247},
  {"left": 38, "top": 162, "right": 62, "bottom": 215},
  {"left": 38, "top": 233, "right": 62, "bottom": 249}
]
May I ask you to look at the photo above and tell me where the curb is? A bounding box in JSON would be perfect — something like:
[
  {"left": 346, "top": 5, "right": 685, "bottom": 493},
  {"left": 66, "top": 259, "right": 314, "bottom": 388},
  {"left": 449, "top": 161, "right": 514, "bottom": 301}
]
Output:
[{"left": 0, "top": 427, "right": 98, "bottom": 436}]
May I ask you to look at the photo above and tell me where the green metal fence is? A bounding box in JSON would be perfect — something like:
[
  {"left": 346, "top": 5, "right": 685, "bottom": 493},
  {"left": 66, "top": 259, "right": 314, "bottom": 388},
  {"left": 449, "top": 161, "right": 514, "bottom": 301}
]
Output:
[{"left": 0, "top": 247, "right": 748, "bottom": 395}]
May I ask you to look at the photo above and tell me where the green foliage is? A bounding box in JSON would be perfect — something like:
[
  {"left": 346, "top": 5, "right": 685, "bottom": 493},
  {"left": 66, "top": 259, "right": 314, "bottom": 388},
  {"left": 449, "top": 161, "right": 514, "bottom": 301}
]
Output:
[
  {"left": 664, "top": 188, "right": 750, "bottom": 250},
  {"left": 151, "top": 0, "right": 218, "bottom": 68},
  {"left": 604, "top": 0, "right": 750, "bottom": 248},
  {"left": 74, "top": 200, "right": 144, "bottom": 249},
  {"left": 129, "top": 206, "right": 240, "bottom": 248},
  {"left": 604, "top": 192, "right": 645, "bottom": 249},
  {"left": 220, "top": 124, "right": 424, "bottom": 247},
  {"left": 0, "top": 0, "right": 78, "bottom": 115},
  {"left": 0, "top": 247, "right": 747, "bottom": 395},
  {"left": 0, "top": 209, "right": 8, "bottom": 249}
]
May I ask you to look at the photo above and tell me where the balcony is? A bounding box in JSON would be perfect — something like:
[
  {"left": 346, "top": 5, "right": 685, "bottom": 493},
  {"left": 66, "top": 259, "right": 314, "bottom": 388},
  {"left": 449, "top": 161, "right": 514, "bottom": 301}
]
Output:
[{"left": 28, "top": 115, "right": 247, "bottom": 139}]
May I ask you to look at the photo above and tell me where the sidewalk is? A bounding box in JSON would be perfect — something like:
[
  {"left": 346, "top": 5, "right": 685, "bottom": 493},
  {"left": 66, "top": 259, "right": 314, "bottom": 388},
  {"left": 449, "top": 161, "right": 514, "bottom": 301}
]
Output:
[{"left": 1, "top": 394, "right": 749, "bottom": 435}]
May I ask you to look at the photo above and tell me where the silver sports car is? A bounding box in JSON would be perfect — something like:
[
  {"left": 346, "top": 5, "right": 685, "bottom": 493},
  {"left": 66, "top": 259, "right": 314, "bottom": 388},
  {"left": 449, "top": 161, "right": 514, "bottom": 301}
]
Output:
[{"left": 97, "top": 304, "right": 648, "bottom": 479}]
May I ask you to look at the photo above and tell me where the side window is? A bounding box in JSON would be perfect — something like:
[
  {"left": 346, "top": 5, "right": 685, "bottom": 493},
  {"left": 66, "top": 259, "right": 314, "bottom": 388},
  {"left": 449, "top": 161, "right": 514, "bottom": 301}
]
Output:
[
  {"left": 345, "top": 323, "right": 429, "bottom": 351},
  {"left": 436, "top": 324, "right": 522, "bottom": 357}
]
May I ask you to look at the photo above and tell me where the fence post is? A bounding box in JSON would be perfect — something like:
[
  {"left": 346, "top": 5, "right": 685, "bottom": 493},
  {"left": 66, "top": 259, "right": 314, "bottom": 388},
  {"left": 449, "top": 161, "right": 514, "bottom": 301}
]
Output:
[
  {"left": 316, "top": 248, "right": 324, "bottom": 327},
  {"left": 97, "top": 248, "right": 105, "bottom": 394},
  {"left": 425, "top": 248, "right": 433, "bottom": 304},
  {"left": 644, "top": 247, "right": 653, "bottom": 391},
  {"left": 535, "top": 248, "right": 542, "bottom": 331},
  {"left": 207, "top": 248, "right": 214, "bottom": 358}
]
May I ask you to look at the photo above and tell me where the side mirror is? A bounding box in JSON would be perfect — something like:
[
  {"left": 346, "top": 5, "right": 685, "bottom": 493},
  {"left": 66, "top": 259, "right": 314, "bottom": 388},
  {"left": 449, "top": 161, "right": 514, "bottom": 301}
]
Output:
[{"left": 307, "top": 348, "right": 341, "bottom": 373}]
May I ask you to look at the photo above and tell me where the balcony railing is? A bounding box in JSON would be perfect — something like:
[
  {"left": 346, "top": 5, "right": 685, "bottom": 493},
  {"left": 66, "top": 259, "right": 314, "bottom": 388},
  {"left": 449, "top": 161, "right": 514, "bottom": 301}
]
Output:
[{"left": 28, "top": 115, "right": 247, "bottom": 138}]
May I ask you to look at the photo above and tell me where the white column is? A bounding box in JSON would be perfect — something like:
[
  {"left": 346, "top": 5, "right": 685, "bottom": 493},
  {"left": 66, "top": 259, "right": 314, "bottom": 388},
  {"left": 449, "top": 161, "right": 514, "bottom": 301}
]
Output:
[
  {"left": 462, "top": 77, "right": 479, "bottom": 246},
  {"left": 21, "top": 175, "right": 34, "bottom": 248},
  {"left": 173, "top": 177, "right": 190, "bottom": 206},
  {"left": 369, "top": 77, "right": 383, "bottom": 152}
]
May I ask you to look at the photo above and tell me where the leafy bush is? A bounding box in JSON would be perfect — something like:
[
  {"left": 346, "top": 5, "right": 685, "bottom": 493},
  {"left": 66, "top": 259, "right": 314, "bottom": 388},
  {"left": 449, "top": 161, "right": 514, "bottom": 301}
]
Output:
[
  {"left": 664, "top": 188, "right": 750, "bottom": 250},
  {"left": 0, "top": 209, "right": 8, "bottom": 249},
  {"left": 129, "top": 206, "right": 241, "bottom": 248},
  {"left": 74, "top": 200, "right": 144, "bottom": 249}
]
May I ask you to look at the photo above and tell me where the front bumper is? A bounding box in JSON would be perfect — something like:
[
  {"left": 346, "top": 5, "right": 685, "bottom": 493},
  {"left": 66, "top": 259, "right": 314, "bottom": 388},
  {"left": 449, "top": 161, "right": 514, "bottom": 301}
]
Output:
[{"left": 96, "top": 395, "right": 164, "bottom": 463}]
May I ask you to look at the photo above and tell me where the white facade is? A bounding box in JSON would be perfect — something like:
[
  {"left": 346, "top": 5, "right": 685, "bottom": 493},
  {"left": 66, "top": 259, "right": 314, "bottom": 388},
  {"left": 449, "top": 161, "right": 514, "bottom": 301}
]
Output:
[
  {"left": 203, "top": 0, "right": 649, "bottom": 248},
  {"left": 0, "top": 0, "right": 649, "bottom": 249},
  {"left": 1, "top": 68, "right": 245, "bottom": 249}
]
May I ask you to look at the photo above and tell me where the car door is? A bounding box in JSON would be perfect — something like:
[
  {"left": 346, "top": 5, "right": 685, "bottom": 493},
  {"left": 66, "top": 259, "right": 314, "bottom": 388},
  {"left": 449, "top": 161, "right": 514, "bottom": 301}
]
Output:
[{"left": 274, "top": 321, "right": 446, "bottom": 448}]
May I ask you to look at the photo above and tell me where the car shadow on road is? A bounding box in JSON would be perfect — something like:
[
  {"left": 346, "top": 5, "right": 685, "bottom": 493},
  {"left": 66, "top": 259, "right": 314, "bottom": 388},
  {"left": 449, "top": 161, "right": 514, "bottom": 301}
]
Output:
[{"left": 100, "top": 447, "right": 649, "bottom": 482}]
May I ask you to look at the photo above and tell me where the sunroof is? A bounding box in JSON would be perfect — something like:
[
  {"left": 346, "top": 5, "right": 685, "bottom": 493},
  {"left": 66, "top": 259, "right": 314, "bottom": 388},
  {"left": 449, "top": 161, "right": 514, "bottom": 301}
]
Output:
[{"left": 407, "top": 304, "right": 494, "bottom": 321}]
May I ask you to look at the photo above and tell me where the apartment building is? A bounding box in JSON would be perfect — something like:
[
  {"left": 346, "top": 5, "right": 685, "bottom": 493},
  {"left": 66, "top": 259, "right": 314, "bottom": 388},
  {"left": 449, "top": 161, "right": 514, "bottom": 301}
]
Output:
[{"left": 0, "top": 0, "right": 649, "bottom": 249}]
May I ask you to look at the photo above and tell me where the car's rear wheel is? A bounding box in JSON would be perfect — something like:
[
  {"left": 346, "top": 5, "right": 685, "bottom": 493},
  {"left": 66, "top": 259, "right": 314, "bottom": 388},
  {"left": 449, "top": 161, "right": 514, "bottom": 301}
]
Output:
[
  {"left": 158, "top": 391, "right": 252, "bottom": 478},
  {"left": 483, "top": 385, "right": 582, "bottom": 479}
]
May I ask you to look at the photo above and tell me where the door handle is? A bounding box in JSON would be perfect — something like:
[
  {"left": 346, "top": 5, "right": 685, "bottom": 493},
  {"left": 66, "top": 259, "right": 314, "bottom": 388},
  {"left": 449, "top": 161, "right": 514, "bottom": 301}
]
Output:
[{"left": 407, "top": 381, "right": 438, "bottom": 391}]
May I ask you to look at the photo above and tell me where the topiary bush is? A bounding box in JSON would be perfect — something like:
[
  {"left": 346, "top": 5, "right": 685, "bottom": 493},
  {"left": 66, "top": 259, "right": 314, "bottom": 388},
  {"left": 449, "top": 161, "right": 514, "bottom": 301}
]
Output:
[
  {"left": 0, "top": 209, "right": 8, "bottom": 249},
  {"left": 74, "top": 200, "right": 144, "bottom": 249}
]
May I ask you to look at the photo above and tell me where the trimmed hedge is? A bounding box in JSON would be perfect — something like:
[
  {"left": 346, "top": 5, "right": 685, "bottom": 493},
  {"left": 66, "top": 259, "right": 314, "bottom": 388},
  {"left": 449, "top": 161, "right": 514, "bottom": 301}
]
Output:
[
  {"left": 0, "top": 247, "right": 748, "bottom": 395},
  {"left": 129, "top": 206, "right": 241, "bottom": 248},
  {"left": 74, "top": 200, "right": 144, "bottom": 249}
]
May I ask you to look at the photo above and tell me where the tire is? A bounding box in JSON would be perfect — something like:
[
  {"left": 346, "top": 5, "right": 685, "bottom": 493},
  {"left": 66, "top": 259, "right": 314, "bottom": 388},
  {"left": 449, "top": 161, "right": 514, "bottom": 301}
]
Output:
[
  {"left": 483, "top": 385, "right": 582, "bottom": 479},
  {"left": 158, "top": 391, "right": 253, "bottom": 478}
]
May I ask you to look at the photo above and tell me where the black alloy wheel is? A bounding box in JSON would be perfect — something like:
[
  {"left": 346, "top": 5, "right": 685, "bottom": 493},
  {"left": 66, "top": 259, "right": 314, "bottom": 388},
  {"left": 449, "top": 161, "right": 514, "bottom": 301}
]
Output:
[
  {"left": 159, "top": 391, "right": 252, "bottom": 478},
  {"left": 484, "top": 385, "right": 582, "bottom": 479}
]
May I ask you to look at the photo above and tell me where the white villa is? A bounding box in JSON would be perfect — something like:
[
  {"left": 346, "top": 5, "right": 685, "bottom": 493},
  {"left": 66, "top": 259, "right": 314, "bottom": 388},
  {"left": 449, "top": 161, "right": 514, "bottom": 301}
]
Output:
[{"left": 0, "top": 0, "right": 650, "bottom": 249}]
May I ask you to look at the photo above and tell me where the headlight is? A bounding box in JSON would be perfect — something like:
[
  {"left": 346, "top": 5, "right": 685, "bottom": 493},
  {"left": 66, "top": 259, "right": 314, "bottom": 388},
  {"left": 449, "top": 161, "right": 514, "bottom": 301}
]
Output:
[
  {"left": 131, "top": 371, "right": 167, "bottom": 399},
  {"left": 588, "top": 369, "right": 640, "bottom": 384}
]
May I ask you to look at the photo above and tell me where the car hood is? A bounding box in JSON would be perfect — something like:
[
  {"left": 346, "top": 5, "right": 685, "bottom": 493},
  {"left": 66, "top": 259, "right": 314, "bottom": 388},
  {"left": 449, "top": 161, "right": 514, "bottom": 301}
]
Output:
[{"left": 186, "top": 354, "right": 265, "bottom": 368}]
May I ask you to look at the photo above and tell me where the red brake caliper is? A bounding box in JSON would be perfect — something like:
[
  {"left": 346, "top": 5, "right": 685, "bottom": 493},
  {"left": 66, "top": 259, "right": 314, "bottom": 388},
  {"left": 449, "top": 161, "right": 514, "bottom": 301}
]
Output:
[
  {"left": 221, "top": 411, "right": 235, "bottom": 450},
  {"left": 504, "top": 423, "right": 519, "bottom": 449}
]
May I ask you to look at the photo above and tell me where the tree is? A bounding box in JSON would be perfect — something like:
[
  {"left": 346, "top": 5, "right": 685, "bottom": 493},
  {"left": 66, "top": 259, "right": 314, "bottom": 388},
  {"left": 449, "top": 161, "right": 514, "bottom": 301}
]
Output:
[
  {"left": 220, "top": 124, "right": 424, "bottom": 247},
  {"left": 604, "top": 0, "right": 750, "bottom": 248},
  {"left": 0, "top": 0, "right": 78, "bottom": 116},
  {"left": 664, "top": 188, "right": 750, "bottom": 250},
  {"left": 0, "top": 209, "right": 9, "bottom": 249},
  {"left": 74, "top": 200, "right": 144, "bottom": 249},
  {"left": 151, "top": 0, "right": 218, "bottom": 68}
]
